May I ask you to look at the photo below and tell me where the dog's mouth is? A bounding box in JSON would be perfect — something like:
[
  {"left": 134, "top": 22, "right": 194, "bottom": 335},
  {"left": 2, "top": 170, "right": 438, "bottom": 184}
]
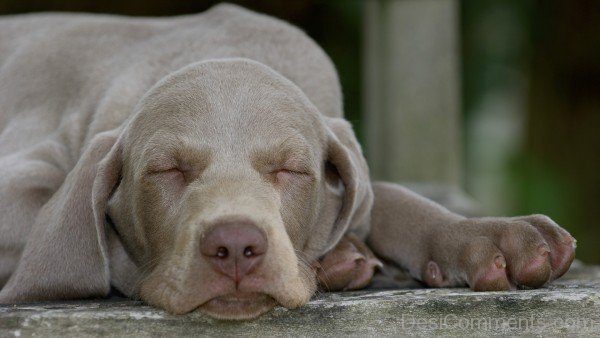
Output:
[{"left": 198, "top": 292, "right": 278, "bottom": 320}]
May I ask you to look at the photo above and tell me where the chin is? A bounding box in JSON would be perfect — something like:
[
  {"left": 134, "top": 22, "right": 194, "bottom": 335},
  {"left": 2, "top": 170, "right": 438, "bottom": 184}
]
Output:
[{"left": 197, "top": 292, "right": 279, "bottom": 320}]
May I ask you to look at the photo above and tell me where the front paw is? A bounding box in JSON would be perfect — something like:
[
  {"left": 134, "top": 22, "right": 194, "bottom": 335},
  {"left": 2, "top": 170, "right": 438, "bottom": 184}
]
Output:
[
  {"left": 423, "top": 215, "right": 576, "bottom": 291},
  {"left": 315, "top": 234, "right": 383, "bottom": 291}
]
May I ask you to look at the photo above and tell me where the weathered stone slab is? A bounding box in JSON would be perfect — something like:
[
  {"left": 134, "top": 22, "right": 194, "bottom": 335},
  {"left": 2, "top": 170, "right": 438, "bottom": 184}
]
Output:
[{"left": 1, "top": 262, "right": 598, "bottom": 337}]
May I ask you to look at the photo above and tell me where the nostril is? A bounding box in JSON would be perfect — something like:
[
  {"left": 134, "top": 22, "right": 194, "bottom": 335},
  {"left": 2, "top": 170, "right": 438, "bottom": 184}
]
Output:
[
  {"left": 244, "top": 246, "right": 257, "bottom": 257},
  {"left": 216, "top": 246, "right": 229, "bottom": 258}
]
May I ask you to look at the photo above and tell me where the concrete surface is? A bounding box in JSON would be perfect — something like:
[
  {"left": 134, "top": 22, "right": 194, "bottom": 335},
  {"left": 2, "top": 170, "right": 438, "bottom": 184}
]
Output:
[{"left": 1, "top": 261, "right": 598, "bottom": 337}]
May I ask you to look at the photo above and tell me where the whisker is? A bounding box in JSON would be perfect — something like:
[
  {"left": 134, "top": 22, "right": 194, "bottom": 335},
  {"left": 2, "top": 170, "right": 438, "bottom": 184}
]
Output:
[
  {"left": 294, "top": 248, "right": 338, "bottom": 293},
  {"left": 129, "top": 255, "right": 163, "bottom": 296},
  {"left": 294, "top": 249, "right": 328, "bottom": 297}
]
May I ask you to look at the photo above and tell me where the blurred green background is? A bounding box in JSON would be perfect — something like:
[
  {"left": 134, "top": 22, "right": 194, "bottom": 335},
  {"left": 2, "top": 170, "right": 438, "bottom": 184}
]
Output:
[{"left": 1, "top": 0, "right": 598, "bottom": 263}]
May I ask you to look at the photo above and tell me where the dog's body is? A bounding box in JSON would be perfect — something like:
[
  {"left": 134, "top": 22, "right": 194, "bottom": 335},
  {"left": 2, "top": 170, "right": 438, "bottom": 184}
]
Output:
[{"left": 0, "top": 4, "right": 575, "bottom": 319}]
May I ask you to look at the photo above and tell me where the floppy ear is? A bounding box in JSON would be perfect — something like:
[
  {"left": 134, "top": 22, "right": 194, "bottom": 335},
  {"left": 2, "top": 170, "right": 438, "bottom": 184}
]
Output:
[
  {"left": 0, "top": 129, "right": 123, "bottom": 302},
  {"left": 322, "top": 117, "right": 374, "bottom": 252}
]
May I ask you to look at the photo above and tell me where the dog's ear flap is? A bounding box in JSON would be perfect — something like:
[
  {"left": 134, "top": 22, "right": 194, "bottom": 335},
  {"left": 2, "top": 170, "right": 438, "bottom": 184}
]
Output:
[
  {"left": 322, "top": 117, "right": 373, "bottom": 252},
  {"left": 0, "top": 130, "right": 123, "bottom": 303}
]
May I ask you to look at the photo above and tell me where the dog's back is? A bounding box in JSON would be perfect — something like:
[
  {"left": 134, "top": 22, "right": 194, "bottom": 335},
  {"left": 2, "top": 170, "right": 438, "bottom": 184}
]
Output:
[{"left": 0, "top": 4, "right": 341, "bottom": 154}]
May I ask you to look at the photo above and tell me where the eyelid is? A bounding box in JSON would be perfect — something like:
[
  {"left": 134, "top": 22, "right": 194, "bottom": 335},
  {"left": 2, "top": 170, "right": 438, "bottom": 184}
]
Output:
[
  {"left": 279, "top": 156, "right": 312, "bottom": 173},
  {"left": 144, "top": 157, "right": 194, "bottom": 176},
  {"left": 145, "top": 164, "right": 180, "bottom": 174},
  {"left": 144, "top": 167, "right": 184, "bottom": 180},
  {"left": 275, "top": 168, "right": 307, "bottom": 175},
  {"left": 271, "top": 167, "right": 314, "bottom": 178},
  {"left": 154, "top": 167, "right": 182, "bottom": 174}
]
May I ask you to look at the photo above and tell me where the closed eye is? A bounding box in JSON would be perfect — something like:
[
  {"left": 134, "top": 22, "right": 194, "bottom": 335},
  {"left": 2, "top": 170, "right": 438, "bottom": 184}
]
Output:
[
  {"left": 147, "top": 167, "right": 186, "bottom": 181},
  {"left": 271, "top": 168, "right": 311, "bottom": 183},
  {"left": 147, "top": 167, "right": 181, "bottom": 174},
  {"left": 272, "top": 168, "right": 305, "bottom": 174}
]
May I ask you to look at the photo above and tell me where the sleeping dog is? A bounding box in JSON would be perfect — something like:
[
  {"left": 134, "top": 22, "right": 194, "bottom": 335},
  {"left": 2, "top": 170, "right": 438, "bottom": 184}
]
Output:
[{"left": 0, "top": 4, "right": 575, "bottom": 319}]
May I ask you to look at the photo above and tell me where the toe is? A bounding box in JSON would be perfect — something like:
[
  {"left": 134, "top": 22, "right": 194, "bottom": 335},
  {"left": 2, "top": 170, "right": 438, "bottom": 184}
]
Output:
[
  {"left": 513, "top": 244, "right": 552, "bottom": 288},
  {"left": 515, "top": 215, "right": 576, "bottom": 280},
  {"left": 548, "top": 236, "right": 576, "bottom": 280},
  {"left": 471, "top": 255, "right": 513, "bottom": 291},
  {"left": 495, "top": 220, "right": 553, "bottom": 287},
  {"left": 459, "top": 236, "right": 512, "bottom": 291}
]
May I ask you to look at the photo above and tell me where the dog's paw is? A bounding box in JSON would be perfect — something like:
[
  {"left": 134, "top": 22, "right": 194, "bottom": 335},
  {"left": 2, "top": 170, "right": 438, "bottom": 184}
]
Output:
[
  {"left": 315, "top": 233, "right": 383, "bottom": 291},
  {"left": 422, "top": 215, "right": 576, "bottom": 291}
]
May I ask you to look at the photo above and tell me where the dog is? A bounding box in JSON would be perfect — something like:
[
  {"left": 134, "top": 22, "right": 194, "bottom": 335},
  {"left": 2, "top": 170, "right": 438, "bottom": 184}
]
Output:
[{"left": 0, "top": 4, "right": 575, "bottom": 320}]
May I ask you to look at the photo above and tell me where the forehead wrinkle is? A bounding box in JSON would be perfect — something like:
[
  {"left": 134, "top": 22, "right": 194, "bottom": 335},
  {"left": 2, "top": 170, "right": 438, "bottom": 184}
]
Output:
[
  {"left": 132, "top": 65, "right": 328, "bottom": 167},
  {"left": 140, "top": 130, "right": 212, "bottom": 164},
  {"left": 273, "top": 134, "right": 311, "bottom": 157},
  {"left": 200, "top": 69, "right": 316, "bottom": 131},
  {"left": 250, "top": 132, "right": 318, "bottom": 169}
]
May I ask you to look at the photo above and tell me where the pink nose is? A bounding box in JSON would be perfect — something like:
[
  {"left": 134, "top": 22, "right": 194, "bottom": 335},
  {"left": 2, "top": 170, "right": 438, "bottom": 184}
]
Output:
[{"left": 200, "top": 222, "right": 267, "bottom": 283}]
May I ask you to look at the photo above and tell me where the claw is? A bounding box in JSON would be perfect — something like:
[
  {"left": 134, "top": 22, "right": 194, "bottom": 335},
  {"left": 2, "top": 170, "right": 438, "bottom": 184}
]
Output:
[
  {"left": 495, "top": 255, "right": 507, "bottom": 269},
  {"left": 423, "top": 261, "right": 448, "bottom": 287}
]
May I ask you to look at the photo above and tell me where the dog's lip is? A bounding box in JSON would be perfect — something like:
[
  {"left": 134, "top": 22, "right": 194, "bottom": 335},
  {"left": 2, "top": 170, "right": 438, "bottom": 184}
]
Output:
[{"left": 198, "top": 292, "right": 277, "bottom": 320}]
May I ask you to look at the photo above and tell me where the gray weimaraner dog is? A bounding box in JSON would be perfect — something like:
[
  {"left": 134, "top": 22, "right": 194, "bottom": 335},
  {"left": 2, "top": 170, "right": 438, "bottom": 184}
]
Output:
[{"left": 0, "top": 4, "right": 575, "bottom": 319}]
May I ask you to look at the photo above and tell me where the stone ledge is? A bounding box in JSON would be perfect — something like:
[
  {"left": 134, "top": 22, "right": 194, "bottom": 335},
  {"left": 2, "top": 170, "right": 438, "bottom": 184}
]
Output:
[{"left": 1, "top": 262, "right": 598, "bottom": 337}]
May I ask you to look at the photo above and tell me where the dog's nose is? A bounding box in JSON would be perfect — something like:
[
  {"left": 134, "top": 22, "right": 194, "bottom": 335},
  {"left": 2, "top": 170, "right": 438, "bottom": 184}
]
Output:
[{"left": 200, "top": 222, "right": 267, "bottom": 283}]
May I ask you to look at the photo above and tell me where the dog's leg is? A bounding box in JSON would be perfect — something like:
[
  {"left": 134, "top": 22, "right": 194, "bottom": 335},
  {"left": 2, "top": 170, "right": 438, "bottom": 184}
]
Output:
[{"left": 367, "top": 182, "right": 576, "bottom": 290}]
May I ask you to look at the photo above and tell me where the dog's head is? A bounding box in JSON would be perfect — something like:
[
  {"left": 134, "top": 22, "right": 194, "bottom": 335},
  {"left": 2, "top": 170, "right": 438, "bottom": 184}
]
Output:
[{"left": 0, "top": 59, "right": 372, "bottom": 319}]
